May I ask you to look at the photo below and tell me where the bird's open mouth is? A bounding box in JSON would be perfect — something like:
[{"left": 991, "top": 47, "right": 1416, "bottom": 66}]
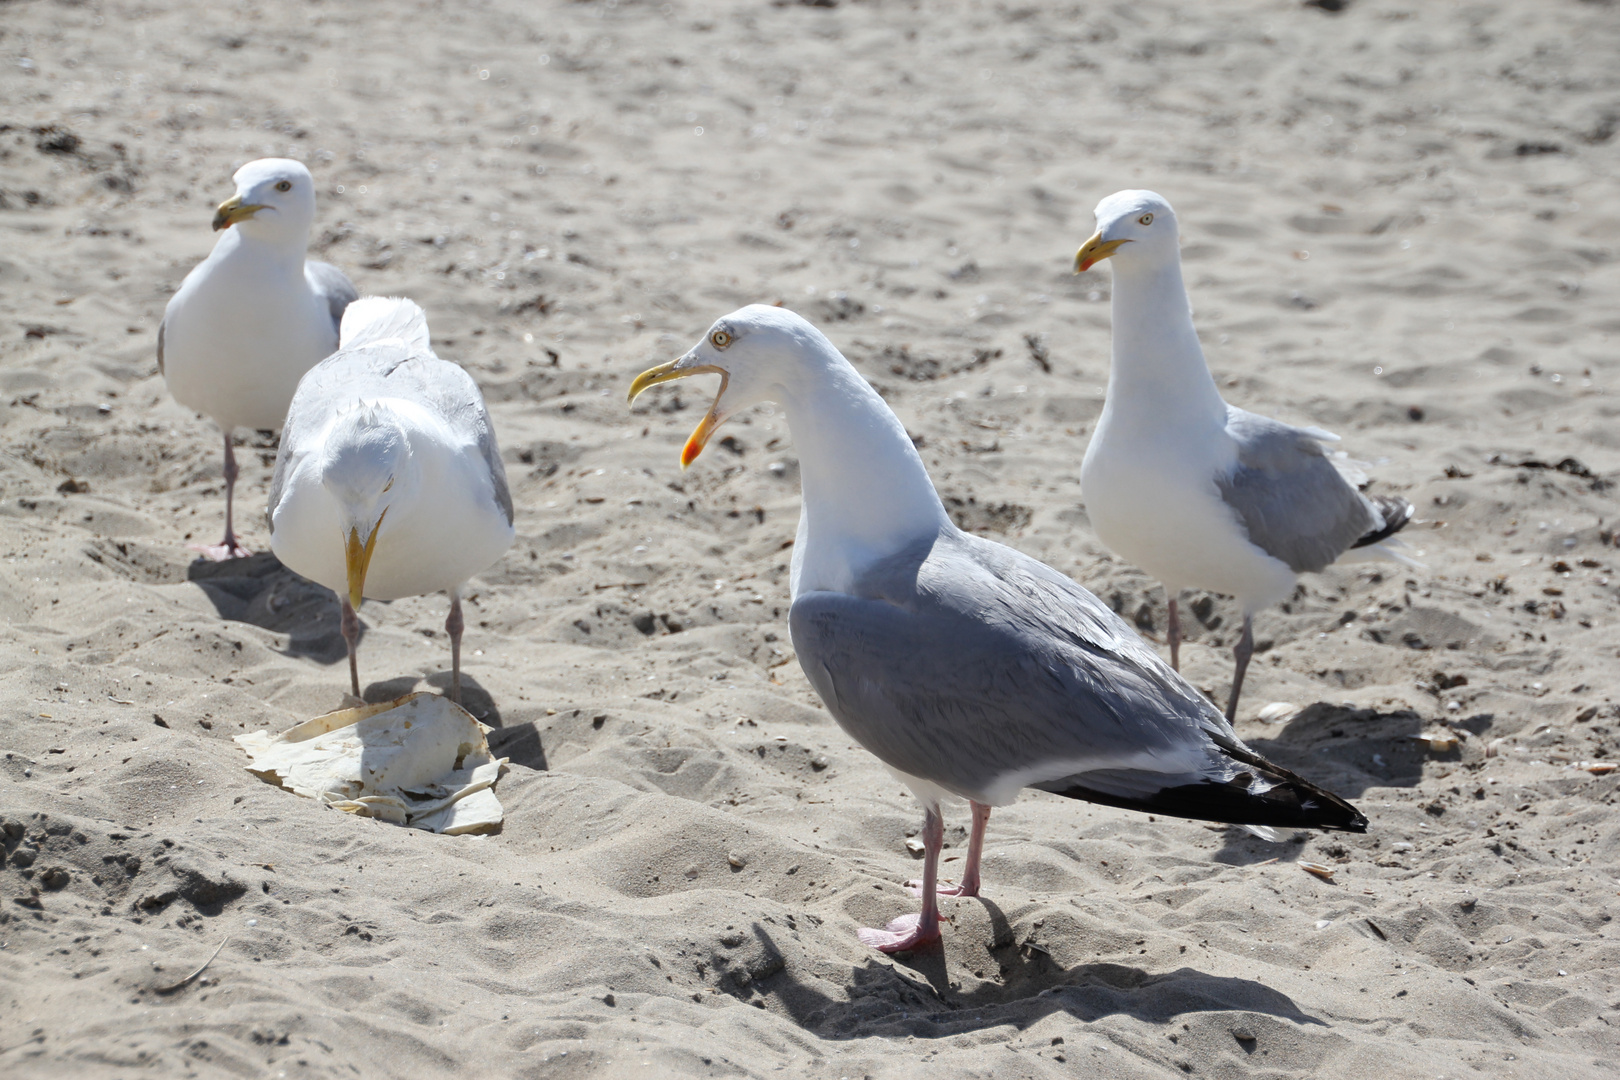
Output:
[{"left": 627, "top": 359, "right": 729, "bottom": 467}]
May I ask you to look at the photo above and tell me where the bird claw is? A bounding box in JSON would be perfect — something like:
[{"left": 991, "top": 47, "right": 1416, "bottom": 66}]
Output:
[
  {"left": 904, "top": 879, "right": 978, "bottom": 898},
  {"left": 188, "top": 540, "right": 252, "bottom": 562},
  {"left": 856, "top": 912, "right": 945, "bottom": 953}
]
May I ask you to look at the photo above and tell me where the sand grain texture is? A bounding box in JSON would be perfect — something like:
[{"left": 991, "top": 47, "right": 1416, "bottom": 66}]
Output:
[{"left": 2, "top": 1, "right": 1619, "bottom": 1077}]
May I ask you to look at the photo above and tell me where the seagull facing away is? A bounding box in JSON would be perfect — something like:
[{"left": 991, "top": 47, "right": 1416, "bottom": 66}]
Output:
[
  {"left": 1075, "top": 190, "right": 1416, "bottom": 722},
  {"left": 159, "top": 158, "right": 357, "bottom": 560},
  {"left": 630, "top": 305, "right": 1367, "bottom": 954},
  {"left": 269, "top": 298, "right": 514, "bottom": 704}
]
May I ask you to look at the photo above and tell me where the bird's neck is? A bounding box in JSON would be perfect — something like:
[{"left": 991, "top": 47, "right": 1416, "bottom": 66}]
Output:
[
  {"left": 217, "top": 224, "right": 310, "bottom": 272},
  {"left": 1104, "top": 256, "right": 1228, "bottom": 432},
  {"left": 778, "top": 345, "right": 950, "bottom": 597}
]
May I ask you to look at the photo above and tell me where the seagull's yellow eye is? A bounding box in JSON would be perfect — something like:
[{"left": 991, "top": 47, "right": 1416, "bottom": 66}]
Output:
[
  {"left": 1138, "top": 212, "right": 1154, "bottom": 226},
  {"left": 275, "top": 180, "right": 293, "bottom": 192},
  {"left": 710, "top": 329, "right": 732, "bottom": 349}
]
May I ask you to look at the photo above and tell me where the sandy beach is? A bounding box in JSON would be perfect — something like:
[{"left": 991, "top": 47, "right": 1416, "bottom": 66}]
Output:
[{"left": 3, "top": 0, "right": 1619, "bottom": 1075}]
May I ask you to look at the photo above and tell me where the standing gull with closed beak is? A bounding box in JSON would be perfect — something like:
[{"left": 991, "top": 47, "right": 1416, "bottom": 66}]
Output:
[
  {"left": 158, "top": 158, "right": 357, "bottom": 560},
  {"left": 1075, "top": 189, "right": 1417, "bottom": 720},
  {"left": 269, "top": 298, "right": 513, "bottom": 704},
  {"left": 630, "top": 305, "right": 1366, "bottom": 953}
]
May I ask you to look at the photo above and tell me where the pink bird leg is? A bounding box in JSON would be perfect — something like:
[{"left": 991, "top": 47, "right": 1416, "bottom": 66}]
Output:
[
  {"left": 908, "top": 801, "right": 990, "bottom": 898},
  {"left": 859, "top": 805, "right": 947, "bottom": 952}
]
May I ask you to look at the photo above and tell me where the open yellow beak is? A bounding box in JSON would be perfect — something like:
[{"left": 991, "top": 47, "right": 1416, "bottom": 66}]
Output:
[
  {"left": 1074, "top": 232, "right": 1132, "bottom": 273},
  {"left": 627, "top": 359, "right": 729, "bottom": 469},
  {"left": 212, "top": 195, "right": 265, "bottom": 232},
  {"left": 342, "top": 511, "right": 385, "bottom": 609}
]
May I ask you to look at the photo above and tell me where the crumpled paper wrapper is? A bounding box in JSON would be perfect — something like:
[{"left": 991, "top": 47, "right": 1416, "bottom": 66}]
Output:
[{"left": 234, "top": 692, "right": 508, "bottom": 834}]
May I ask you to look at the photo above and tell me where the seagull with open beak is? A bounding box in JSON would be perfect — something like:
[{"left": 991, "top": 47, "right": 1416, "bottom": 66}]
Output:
[
  {"left": 158, "top": 158, "right": 357, "bottom": 560},
  {"left": 627, "top": 305, "right": 1367, "bottom": 954}
]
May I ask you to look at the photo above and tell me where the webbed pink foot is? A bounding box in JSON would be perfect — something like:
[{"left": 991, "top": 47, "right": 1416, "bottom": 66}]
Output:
[
  {"left": 188, "top": 540, "right": 252, "bottom": 562},
  {"left": 856, "top": 911, "right": 945, "bottom": 953}
]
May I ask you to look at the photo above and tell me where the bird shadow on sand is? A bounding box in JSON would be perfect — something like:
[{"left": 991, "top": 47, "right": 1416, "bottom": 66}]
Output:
[
  {"left": 353, "top": 673, "right": 505, "bottom": 729},
  {"left": 1242, "top": 701, "right": 1449, "bottom": 799},
  {"left": 187, "top": 551, "right": 357, "bottom": 664},
  {"left": 1210, "top": 825, "right": 1310, "bottom": 867},
  {"left": 1213, "top": 701, "right": 1479, "bottom": 862},
  {"left": 485, "top": 723, "right": 546, "bottom": 771},
  {"left": 187, "top": 554, "right": 512, "bottom": 727},
  {"left": 740, "top": 908, "right": 1326, "bottom": 1040}
]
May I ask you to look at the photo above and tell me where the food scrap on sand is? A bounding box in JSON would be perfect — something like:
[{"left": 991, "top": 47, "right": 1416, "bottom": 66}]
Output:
[{"left": 235, "top": 692, "right": 508, "bottom": 834}]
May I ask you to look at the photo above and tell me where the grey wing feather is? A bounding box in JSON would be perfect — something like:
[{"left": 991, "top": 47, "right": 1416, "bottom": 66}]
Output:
[
  {"left": 394, "top": 351, "right": 513, "bottom": 526},
  {"left": 790, "top": 531, "right": 1233, "bottom": 801},
  {"left": 445, "top": 373, "right": 513, "bottom": 526},
  {"left": 156, "top": 319, "right": 165, "bottom": 376},
  {"left": 1218, "top": 406, "right": 1380, "bottom": 574},
  {"left": 482, "top": 426, "right": 514, "bottom": 525},
  {"left": 304, "top": 261, "right": 359, "bottom": 334}
]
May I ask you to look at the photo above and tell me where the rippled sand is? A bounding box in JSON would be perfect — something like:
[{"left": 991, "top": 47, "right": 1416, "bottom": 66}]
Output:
[{"left": 2, "top": 1, "right": 1618, "bottom": 1077}]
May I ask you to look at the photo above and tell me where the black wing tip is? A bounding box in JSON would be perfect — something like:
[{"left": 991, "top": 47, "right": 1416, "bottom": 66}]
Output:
[
  {"left": 1045, "top": 779, "right": 1368, "bottom": 833},
  {"left": 1353, "top": 495, "right": 1414, "bottom": 549}
]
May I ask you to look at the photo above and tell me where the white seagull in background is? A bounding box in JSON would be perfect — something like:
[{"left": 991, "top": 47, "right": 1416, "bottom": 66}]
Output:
[
  {"left": 269, "top": 298, "right": 514, "bottom": 704},
  {"left": 630, "top": 305, "right": 1366, "bottom": 955},
  {"left": 159, "top": 158, "right": 357, "bottom": 560},
  {"left": 1075, "top": 190, "right": 1417, "bottom": 722}
]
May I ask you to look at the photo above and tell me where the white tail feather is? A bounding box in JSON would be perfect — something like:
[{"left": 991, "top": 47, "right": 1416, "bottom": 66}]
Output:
[
  {"left": 339, "top": 296, "right": 431, "bottom": 352},
  {"left": 1336, "top": 537, "right": 1426, "bottom": 570}
]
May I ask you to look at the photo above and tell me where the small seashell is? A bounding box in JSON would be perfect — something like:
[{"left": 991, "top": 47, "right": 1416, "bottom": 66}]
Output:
[
  {"left": 1314, "top": 919, "right": 1332, "bottom": 929},
  {"left": 1257, "top": 702, "right": 1300, "bottom": 724},
  {"left": 1411, "top": 732, "right": 1459, "bottom": 752},
  {"left": 727, "top": 853, "right": 747, "bottom": 868},
  {"left": 1581, "top": 761, "right": 1618, "bottom": 775},
  {"left": 1391, "top": 842, "right": 1413, "bottom": 852},
  {"left": 905, "top": 837, "right": 926, "bottom": 855},
  {"left": 1297, "top": 860, "right": 1336, "bottom": 882}
]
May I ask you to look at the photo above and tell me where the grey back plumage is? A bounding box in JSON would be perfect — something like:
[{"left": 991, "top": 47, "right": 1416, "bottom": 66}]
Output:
[
  {"left": 267, "top": 338, "right": 512, "bottom": 527},
  {"left": 304, "top": 261, "right": 359, "bottom": 335},
  {"left": 790, "top": 525, "right": 1367, "bottom": 830},
  {"left": 791, "top": 528, "right": 1235, "bottom": 800},
  {"left": 1217, "top": 406, "right": 1381, "bottom": 574}
]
